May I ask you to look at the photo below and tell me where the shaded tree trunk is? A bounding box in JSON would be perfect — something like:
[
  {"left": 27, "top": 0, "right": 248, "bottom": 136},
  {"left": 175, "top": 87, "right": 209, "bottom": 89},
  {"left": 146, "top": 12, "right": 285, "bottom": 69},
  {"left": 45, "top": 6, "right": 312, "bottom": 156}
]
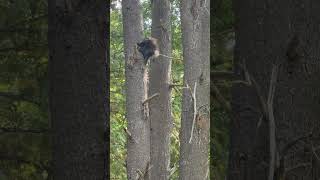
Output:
[
  {"left": 48, "top": 0, "right": 108, "bottom": 179},
  {"left": 179, "top": 0, "right": 210, "bottom": 179},
  {"left": 228, "top": 0, "right": 320, "bottom": 179},
  {"left": 149, "top": 0, "right": 172, "bottom": 179},
  {"left": 122, "top": 0, "right": 150, "bottom": 179}
]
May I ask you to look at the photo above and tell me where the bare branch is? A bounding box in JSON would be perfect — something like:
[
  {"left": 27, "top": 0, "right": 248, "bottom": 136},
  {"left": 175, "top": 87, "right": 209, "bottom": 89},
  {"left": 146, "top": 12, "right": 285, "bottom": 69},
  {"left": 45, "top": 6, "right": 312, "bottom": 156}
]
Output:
[
  {"left": 189, "top": 81, "right": 197, "bottom": 144},
  {"left": 169, "top": 165, "right": 178, "bottom": 177},
  {"left": 0, "top": 91, "right": 41, "bottom": 106},
  {"left": 238, "top": 63, "right": 279, "bottom": 180},
  {"left": 212, "top": 70, "right": 235, "bottom": 80},
  {"left": 211, "top": 82, "right": 231, "bottom": 112},
  {"left": 0, "top": 43, "right": 48, "bottom": 53},
  {"left": 311, "top": 144, "right": 320, "bottom": 162},
  {"left": 169, "top": 84, "right": 184, "bottom": 88},
  {"left": 0, "top": 28, "right": 42, "bottom": 33},
  {"left": 142, "top": 93, "right": 159, "bottom": 105},
  {"left": 123, "top": 128, "right": 137, "bottom": 144},
  {"left": 0, "top": 154, "right": 48, "bottom": 171},
  {"left": 6, "top": 14, "right": 48, "bottom": 28},
  {"left": 136, "top": 161, "right": 152, "bottom": 180},
  {"left": 280, "top": 132, "right": 312, "bottom": 156},
  {"left": 0, "top": 127, "right": 49, "bottom": 134},
  {"left": 267, "top": 65, "right": 279, "bottom": 180},
  {"left": 0, "top": 92, "right": 21, "bottom": 99},
  {"left": 284, "top": 163, "right": 311, "bottom": 175}
]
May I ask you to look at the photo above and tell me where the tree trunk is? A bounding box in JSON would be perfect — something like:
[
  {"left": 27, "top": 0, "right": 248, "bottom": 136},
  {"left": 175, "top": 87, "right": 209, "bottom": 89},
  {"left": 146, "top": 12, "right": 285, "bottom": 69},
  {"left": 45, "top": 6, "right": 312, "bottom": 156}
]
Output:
[
  {"left": 149, "top": 0, "right": 172, "bottom": 179},
  {"left": 48, "top": 1, "right": 108, "bottom": 179},
  {"left": 122, "top": 1, "right": 150, "bottom": 179},
  {"left": 179, "top": 0, "right": 210, "bottom": 179},
  {"left": 228, "top": 0, "right": 320, "bottom": 179}
]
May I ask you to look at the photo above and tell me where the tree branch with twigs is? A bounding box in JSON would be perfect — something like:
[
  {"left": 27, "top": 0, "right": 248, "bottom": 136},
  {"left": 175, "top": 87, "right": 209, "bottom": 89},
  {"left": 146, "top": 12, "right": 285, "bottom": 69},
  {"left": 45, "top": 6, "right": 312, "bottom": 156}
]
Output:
[{"left": 238, "top": 63, "right": 279, "bottom": 180}]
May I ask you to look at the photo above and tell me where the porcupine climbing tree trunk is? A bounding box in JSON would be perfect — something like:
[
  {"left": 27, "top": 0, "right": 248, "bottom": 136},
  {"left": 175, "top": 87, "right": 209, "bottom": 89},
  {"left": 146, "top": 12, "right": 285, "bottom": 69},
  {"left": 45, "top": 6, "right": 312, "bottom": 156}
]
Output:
[{"left": 122, "top": 0, "right": 150, "bottom": 179}]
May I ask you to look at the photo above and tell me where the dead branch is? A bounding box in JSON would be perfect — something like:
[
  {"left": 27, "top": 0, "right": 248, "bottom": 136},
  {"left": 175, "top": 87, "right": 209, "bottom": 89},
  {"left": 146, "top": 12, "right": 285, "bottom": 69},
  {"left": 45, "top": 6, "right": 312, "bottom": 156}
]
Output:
[
  {"left": 159, "top": 54, "right": 182, "bottom": 60},
  {"left": 284, "top": 163, "right": 311, "bottom": 175},
  {"left": 311, "top": 144, "right": 320, "bottom": 162},
  {"left": 255, "top": 115, "right": 264, "bottom": 131},
  {"left": 267, "top": 65, "right": 279, "bottom": 180},
  {"left": 237, "top": 63, "right": 267, "bottom": 115},
  {"left": 0, "top": 91, "right": 41, "bottom": 106},
  {"left": 123, "top": 127, "right": 132, "bottom": 138},
  {"left": 212, "top": 70, "right": 235, "bottom": 80},
  {"left": 136, "top": 161, "right": 152, "bottom": 180},
  {"left": 123, "top": 128, "right": 137, "bottom": 144},
  {"left": 8, "top": 14, "right": 48, "bottom": 28},
  {"left": 189, "top": 81, "right": 197, "bottom": 144},
  {"left": 0, "top": 43, "right": 48, "bottom": 53},
  {"left": 0, "top": 127, "right": 49, "bottom": 134},
  {"left": 280, "top": 132, "right": 312, "bottom": 156},
  {"left": 232, "top": 80, "right": 251, "bottom": 86},
  {"left": 211, "top": 82, "right": 231, "bottom": 112},
  {"left": 169, "top": 165, "right": 178, "bottom": 177},
  {"left": 197, "top": 104, "right": 210, "bottom": 114},
  {"left": 169, "top": 83, "right": 184, "bottom": 89},
  {"left": 142, "top": 93, "right": 159, "bottom": 105},
  {"left": 0, "top": 92, "right": 21, "bottom": 99},
  {"left": 243, "top": 69, "right": 267, "bottom": 115},
  {"left": 136, "top": 169, "right": 143, "bottom": 180},
  {"left": 0, "top": 154, "right": 48, "bottom": 171},
  {"left": 203, "top": 160, "right": 210, "bottom": 180},
  {"left": 238, "top": 63, "right": 279, "bottom": 180},
  {"left": 274, "top": 133, "right": 313, "bottom": 179}
]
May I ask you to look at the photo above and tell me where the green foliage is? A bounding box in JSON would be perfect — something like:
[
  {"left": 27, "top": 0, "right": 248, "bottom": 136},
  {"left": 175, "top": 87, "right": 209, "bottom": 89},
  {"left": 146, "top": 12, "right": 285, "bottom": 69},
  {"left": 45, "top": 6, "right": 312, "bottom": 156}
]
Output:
[
  {"left": 211, "top": 109, "right": 230, "bottom": 180},
  {"left": 142, "top": 0, "right": 151, "bottom": 36},
  {"left": 211, "top": 0, "right": 234, "bottom": 178},
  {"left": 0, "top": 0, "right": 49, "bottom": 179},
  {"left": 110, "top": 1, "right": 183, "bottom": 179},
  {"left": 110, "top": 6, "right": 127, "bottom": 180},
  {"left": 212, "top": 0, "right": 234, "bottom": 68},
  {"left": 169, "top": 2, "right": 183, "bottom": 179},
  {"left": 212, "top": 0, "right": 234, "bottom": 33}
]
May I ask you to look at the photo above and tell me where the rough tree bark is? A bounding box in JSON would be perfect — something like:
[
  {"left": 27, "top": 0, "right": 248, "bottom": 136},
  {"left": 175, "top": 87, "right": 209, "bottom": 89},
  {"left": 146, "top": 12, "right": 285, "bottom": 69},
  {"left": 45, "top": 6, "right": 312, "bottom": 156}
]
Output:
[
  {"left": 179, "top": 0, "right": 210, "bottom": 179},
  {"left": 149, "top": 0, "right": 172, "bottom": 179},
  {"left": 122, "top": 0, "right": 150, "bottom": 179},
  {"left": 228, "top": 0, "right": 320, "bottom": 179},
  {"left": 48, "top": 0, "right": 108, "bottom": 179}
]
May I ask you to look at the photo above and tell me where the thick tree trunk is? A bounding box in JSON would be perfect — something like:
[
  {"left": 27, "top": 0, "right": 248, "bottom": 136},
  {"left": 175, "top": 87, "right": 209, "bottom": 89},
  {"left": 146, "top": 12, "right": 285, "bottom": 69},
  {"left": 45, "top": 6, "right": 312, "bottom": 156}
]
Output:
[
  {"left": 48, "top": 1, "right": 108, "bottom": 179},
  {"left": 149, "top": 0, "right": 172, "bottom": 179},
  {"left": 228, "top": 0, "right": 320, "bottom": 179},
  {"left": 179, "top": 0, "right": 210, "bottom": 180},
  {"left": 122, "top": 1, "right": 150, "bottom": 179}
]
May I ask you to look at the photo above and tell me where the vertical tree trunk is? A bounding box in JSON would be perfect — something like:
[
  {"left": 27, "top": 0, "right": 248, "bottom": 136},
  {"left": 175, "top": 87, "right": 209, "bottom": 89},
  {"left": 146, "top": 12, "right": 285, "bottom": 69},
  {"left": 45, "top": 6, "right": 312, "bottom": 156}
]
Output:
[
  {"left": 122, "top": 1, "right": 150, "bottom": 179},
  {"left": 149, "top": 0, "right": 172, "bottom": 179},
  {"left": 228, "top": 0, "right": 320, "bottom": 179},
  {"left": 179, "top": 0, "right": 210, "bottom": 179},
  {"left": 48, "top": 1, "right": 108, "bottom": 179}
]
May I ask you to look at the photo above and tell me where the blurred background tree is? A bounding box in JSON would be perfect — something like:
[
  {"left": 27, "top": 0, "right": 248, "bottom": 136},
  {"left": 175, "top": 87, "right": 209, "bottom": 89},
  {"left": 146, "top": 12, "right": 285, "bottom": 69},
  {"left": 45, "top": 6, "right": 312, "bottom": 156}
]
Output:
[
  {"left": 211, "top": 0, "right": 234, "bottom": 179},
  {"left": 0, "top": 0, "right": 50, "bottom": 179}
]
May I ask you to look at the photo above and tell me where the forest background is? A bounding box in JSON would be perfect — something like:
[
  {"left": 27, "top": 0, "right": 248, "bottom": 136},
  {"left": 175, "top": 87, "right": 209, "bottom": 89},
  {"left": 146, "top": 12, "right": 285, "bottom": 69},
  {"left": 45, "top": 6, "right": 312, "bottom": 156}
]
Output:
[{"left": 0, "top": 0, "right": 232, "bottom": 179}]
